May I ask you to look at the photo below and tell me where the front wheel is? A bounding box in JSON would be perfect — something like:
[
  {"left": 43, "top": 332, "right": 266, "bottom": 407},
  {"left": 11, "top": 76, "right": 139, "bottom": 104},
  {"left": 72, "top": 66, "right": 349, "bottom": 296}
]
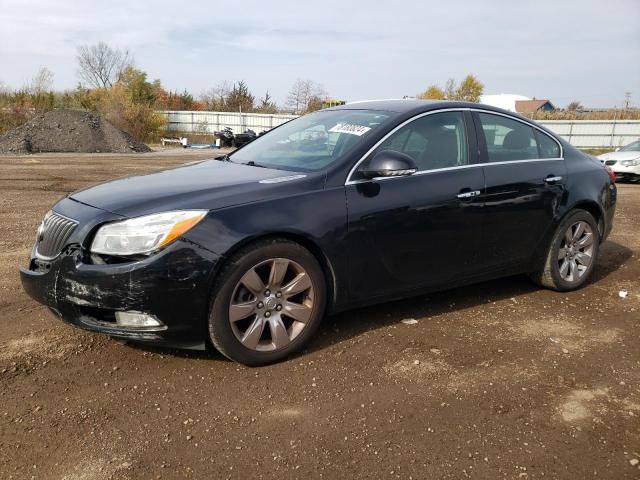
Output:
[
  {"left": 530, "top": 209, "right": 600, "bottom": 291},
  {"left": 208, "top": 239, "right": 326, "bottom": 366}
]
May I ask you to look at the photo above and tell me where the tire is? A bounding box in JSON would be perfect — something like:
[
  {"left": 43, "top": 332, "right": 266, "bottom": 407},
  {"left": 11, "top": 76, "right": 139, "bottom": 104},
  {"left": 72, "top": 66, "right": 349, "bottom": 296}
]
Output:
[
  {"left": 530, "top": 209, "right": 600, "bottom": 292},
  {"left": 208, "top": 238, "right": 326, "bottom": 366}
]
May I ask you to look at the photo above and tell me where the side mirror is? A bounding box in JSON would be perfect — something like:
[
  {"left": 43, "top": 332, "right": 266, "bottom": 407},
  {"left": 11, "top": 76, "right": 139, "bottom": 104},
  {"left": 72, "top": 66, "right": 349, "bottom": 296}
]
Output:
[
  {"left": 360, "top": 151, "right": 417, "bottom": 179},
  {"left": 615, "top": 147, "right": 621, "bottom": 152}
]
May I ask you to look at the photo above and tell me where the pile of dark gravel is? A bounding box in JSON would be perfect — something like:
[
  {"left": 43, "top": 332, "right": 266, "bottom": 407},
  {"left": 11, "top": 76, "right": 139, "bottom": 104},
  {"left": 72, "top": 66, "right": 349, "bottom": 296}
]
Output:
[{"left": 0, "top": 110, "right": 151, "bottom": 154}]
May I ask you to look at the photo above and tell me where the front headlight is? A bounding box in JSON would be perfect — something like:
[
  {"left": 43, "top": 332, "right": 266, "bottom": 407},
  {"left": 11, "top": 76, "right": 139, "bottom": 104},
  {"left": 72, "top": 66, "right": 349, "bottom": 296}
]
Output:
[
  {"left": 90, "top": 210, "right": 207, "bottom": 256},
  {"left": 621, "top": 159, "right": 640, "bottom": 167}
]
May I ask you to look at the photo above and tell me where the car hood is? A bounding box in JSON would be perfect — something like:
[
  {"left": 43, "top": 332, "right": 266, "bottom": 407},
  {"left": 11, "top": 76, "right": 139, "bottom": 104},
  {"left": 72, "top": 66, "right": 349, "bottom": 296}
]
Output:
[
  {"left": 70, "top": 159, "right": 321, "bottom": 217},
  {"left": 598, "top": 151, "right": 640, "bottom": 161}
]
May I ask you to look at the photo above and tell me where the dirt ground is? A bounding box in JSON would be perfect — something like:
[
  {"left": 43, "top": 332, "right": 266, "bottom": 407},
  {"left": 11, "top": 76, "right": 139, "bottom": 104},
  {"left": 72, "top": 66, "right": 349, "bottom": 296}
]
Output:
[{"left": 0, "top": 149, "right": 638, "bottom": 480}]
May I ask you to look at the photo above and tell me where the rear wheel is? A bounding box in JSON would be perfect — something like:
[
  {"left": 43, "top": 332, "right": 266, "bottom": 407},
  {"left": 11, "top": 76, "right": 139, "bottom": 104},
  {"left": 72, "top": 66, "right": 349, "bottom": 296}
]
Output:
[
  {"left": 530, "top": 209, "right": 600, "bottom": 291},
  {"left": 208, "top": 239, "right": 326, "bottom": 366}
]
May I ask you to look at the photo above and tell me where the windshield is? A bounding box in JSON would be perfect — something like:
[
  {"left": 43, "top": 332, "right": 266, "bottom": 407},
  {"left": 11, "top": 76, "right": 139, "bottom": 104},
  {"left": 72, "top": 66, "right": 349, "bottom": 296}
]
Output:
[
  {"left": 229, "top": 109, "right": 392, "bottom": 172},
  {"left": 620, "top": 141, "right": 640, "bottom": 152}
]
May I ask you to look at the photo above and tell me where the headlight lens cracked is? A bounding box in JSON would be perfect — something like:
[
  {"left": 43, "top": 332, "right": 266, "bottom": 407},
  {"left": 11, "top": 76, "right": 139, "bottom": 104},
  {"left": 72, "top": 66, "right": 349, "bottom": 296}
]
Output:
[{"left": 90, "top": 210, "right": 207, "bottom": 256}]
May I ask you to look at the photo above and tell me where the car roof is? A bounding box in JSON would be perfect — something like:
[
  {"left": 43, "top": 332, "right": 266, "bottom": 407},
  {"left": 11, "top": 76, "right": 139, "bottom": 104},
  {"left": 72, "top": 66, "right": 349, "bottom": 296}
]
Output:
[
  {"left": 323, "top": 98, "right": 563, "bottom": 145},
  {"left": 326, "top": 98, "right": 515, "bottom": 116}
]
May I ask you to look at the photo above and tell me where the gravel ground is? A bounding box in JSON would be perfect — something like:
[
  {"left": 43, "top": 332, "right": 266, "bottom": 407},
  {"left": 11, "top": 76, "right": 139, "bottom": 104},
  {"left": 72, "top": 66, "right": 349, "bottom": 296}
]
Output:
[
  {"left": 0, "top": 150, "right": 638, "bottom": 480},
  {"left": 0, "top": 110, "right": 151, "bottom": 154}
]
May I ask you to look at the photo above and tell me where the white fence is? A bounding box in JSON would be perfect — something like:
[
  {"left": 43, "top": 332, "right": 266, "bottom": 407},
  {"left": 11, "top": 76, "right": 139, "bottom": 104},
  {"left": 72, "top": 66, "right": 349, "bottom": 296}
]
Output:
[
  {"left": 158, "top": 111, "right": 640, "bottom": 149},
  {"left": 537, "top": 120, "right": 640, "bottom": 148},
  {"left": 159, "top": 111, "right": 297, "bottom": 135}
]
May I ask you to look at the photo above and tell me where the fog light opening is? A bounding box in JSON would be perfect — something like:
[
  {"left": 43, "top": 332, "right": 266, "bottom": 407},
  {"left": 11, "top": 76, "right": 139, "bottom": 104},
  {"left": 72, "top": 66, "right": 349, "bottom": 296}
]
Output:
[{"left": 115, "top": 311, "right": 164, "bottom": 329}]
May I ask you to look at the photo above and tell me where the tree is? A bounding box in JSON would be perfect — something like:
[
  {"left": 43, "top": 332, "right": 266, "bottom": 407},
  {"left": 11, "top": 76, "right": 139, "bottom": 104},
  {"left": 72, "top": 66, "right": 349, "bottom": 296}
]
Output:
[
  {"left": 286, "top": 79, "right": 309, "bottom": 114},
  {"left": 255, "top": 91, "right": 278, "bottom": 114},
  {"left": 201, "top": 81, "right": 232, "bottom": 111},
  {"left": 77, "top": 41, "right": 133, "bottom": 88},
  {"left": 155, "top": 89, "right": 204, "bottom": 110},
  {"left": 454, "top": 74, "right": 483, "bottom": 102},
  {"left": 418, "top": 85, "right": 445, "bottom": 100},
  {"left": 81, "top": 67, "right": 165, "bottom": 141},
  {"left": 444, "top": 78, "right": 457, "bottom": 100},
  {"left": 225, "top": 81, "right": 255, "bottom": 112},
  {"left": 567, "top": 100, "right": 583, "bottom": 111},
  {"left": 286, "top": 79, "right": 327, "bottom": 114},
  {"left": 305, "top": 95, "right": 324, "bottom": 113},
  {"left": 417, "top": 74, "right": 484, "bottom": 103},
  {"left": 24, "top": 67, "right": 55, "bottom": 112},
  {"left": 117, "top": 66, "right": 159, "bottom": 105},
  {"left": 28, "top": 67, "right": 54, "bottom": 94}
]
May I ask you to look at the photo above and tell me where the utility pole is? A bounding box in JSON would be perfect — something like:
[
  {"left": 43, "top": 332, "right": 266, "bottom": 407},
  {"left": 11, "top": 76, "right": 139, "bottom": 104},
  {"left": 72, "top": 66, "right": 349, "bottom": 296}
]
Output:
[{"left": 624, "top": 92, "right": 631, "bottom": 110}]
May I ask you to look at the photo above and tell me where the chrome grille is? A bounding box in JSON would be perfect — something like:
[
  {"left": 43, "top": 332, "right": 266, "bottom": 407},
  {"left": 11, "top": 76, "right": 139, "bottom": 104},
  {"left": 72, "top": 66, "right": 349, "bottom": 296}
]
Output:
[
  {"left": 605, "top": 160, "right": 617, "bottom": 166},
  {"left": 35, "top": 212, "right": 78, "bottom": 259}
]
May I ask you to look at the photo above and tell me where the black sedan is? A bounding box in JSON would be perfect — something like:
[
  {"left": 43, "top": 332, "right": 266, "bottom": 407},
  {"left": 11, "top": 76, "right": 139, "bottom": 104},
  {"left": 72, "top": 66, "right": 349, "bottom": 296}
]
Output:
[{"left": 20, "top": 100, "right": 617, "bottom": 366}]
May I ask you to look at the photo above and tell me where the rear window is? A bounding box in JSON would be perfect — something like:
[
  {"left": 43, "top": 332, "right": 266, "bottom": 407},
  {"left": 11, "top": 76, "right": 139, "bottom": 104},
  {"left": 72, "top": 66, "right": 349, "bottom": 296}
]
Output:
[
  {"left": 478, "top": 113, "right": 538, "bottom": 162},
  {"left": 477, "top": 113, "right": 561, "bottom": 161},
  {"left": 535, "top": 130, "right": 561, "bottom": 158}
]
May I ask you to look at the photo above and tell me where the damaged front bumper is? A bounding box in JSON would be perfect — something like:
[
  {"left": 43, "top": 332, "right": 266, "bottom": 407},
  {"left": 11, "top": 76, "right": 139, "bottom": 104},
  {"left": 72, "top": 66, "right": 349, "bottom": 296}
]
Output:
[{"left": 20, "top": 200, "right": 221, "bottom": 350}]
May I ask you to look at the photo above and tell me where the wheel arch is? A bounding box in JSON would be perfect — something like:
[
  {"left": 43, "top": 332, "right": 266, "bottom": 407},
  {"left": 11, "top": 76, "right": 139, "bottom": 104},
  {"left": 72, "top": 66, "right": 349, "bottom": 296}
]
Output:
[
  {"left": 564, "top": 200, "right": 605, "bottom": 238},
  {"left": 530, "top": 199, "right": 604, "bottom": 273},
  {"left": 211, "top": 232, "right": 338, "bottom": 312}
]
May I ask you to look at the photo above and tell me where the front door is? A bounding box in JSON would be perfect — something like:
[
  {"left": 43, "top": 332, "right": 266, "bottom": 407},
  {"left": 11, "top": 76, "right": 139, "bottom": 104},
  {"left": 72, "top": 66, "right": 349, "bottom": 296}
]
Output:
[{"left": 345, "top": 111, "right": 485, "bottom": 301}]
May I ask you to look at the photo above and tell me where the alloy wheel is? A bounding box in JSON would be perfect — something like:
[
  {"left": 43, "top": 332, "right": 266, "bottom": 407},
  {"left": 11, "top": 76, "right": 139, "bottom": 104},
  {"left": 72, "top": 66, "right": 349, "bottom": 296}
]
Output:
[
  {"left": 228, "top": 258, "right": 315, "bottom": 352},
  {"left": 557, "top": 220, "right": 594, "bottom": 283}
]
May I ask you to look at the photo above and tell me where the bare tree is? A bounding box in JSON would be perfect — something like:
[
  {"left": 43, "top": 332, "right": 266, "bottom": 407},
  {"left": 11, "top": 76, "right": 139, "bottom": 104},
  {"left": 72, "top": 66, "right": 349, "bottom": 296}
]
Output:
[
  {"left": 286, "top": 79, "right": 307, "bottom": 114},
  {"left": 567, "top": 100, "right": 583, "bottom": 111},
  {"left": 201, "top": 81, "right": 232, "bottom": 111},
  {"left": 28, "top": 67, "right": 54, "bottom": 94},
  {"left": 444, "top": 79, "right": 457, "bottom": 100},
  {"left": 77, "top": 42, "right": 133, "bottom": 88},
  {"left": 286, "top": 79, "right": 327, "bottom": 114}
]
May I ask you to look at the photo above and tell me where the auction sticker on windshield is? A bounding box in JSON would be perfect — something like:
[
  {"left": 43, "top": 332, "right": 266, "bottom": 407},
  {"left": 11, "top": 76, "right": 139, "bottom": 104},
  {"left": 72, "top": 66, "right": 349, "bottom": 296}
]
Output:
[{"left": 328, "top": 123, "right": 371, "bottom": 136}]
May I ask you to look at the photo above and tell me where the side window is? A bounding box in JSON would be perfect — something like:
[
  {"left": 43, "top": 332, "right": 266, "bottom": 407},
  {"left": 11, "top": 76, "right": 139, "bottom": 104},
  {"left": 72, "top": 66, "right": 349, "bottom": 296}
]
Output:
[
  {"left": 535, "top": 130, "right": 561, "bottom": 158},
  {"left": 477, "top": 113, "right": 538, "bottom": 162},
  {"left": 369, "top": 112, "right": 468, "bottom": 172}
]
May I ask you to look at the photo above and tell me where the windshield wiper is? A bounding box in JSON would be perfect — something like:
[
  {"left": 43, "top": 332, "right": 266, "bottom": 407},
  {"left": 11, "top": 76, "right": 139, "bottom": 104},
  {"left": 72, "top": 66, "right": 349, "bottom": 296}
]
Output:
[
  {"left": 217, "top": 155, "right": 267, "bottom": 168},
  {"left": 245, "top": 160, "right": 267, "bottom": 168}
]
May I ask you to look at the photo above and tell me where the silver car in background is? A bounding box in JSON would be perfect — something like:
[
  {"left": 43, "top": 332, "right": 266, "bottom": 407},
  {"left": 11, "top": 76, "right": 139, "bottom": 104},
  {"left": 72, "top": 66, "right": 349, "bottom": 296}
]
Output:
[{"left": 598, "top": 140, "right": 640, "bottom": 183}]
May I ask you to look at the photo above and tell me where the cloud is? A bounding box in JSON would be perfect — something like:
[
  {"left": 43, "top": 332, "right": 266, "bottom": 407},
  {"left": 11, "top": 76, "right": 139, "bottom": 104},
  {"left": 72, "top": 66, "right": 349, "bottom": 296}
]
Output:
[{"left": 0, "top": 0, "right": 638, "bottom": 106}]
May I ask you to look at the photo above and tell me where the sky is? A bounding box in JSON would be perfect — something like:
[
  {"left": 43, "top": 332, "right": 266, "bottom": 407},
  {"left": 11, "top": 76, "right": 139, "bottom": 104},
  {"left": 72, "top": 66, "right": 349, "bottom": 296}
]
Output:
[{"left": 0, "top": 0, "right": 639, "bottom": 108}]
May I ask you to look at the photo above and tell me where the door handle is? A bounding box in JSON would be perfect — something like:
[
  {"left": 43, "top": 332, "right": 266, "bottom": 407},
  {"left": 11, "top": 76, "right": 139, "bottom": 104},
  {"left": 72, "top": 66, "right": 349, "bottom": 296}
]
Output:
[
  {"left": 544, "top": 175, "right": 563, "bottom": 184},
  {"left": 456, "top": 190, "right": 481, "bottom": 199}
]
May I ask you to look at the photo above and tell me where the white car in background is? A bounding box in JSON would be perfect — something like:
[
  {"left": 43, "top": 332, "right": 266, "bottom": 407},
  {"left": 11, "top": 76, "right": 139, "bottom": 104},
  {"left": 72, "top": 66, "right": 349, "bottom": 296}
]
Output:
[{"left": 598, "top": 140, "right": 640, "bottom": 183}]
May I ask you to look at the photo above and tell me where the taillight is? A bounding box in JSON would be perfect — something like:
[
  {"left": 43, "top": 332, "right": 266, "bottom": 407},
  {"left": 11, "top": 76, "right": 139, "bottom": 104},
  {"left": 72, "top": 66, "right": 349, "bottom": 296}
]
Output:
[{"left": 604, "top": 165, "right": 616, "bottom": 183}]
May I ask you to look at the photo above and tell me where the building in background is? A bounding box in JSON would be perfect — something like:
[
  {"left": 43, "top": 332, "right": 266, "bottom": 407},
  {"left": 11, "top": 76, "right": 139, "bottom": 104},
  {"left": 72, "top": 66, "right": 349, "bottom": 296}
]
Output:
[
  {"left": 514, "top": 99, "right": 556, "bottom": 115},
  {"left": 480, "top": 94, "right": 556, "bottom": 113}
]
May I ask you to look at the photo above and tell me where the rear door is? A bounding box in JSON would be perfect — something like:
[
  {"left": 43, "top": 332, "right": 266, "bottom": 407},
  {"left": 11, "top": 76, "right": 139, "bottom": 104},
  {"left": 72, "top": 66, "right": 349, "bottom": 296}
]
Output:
[{"left": 472, "top": 111, "right": 566, "bottom": 270}]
